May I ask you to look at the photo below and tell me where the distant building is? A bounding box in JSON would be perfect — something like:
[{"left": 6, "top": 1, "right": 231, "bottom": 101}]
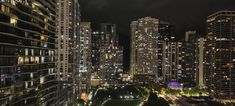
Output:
[
  {"left": 130, "top": 17, "right": 175, "bottom": 84},
  {"left": 114, "top": 46, "right": 124, "bottom": 76},
  {"left": 196, "top": 37, "right": 206, "bottom": 88},
  {"left": 79, "top": 22, "right": 92, "bottom": 95},
  {"left": 91, "top": 31, "right": 103, "bottom": 74},
  {"left": 164, "top": 40, "right": 183, "bottom": 82},
  {"left": 185, "top": 31, "right": 197, "bottom": 42},
  {"left": 205, "top": 11, "right": 235, "bottom": 101},
  {"left": 181, "top": 31, "right": 198, "bottom": 87},
  {"left": 92, "top": 23, "right": 124, "bottom": 85}
]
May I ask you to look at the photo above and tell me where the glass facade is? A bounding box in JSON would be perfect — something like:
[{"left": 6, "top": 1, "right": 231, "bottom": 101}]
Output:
[
  {"left": 206, "top": 11, "right": 235, "bottom": 100},
  {"left": 0, "top": 0, "right": 57, "bottom": 105}
]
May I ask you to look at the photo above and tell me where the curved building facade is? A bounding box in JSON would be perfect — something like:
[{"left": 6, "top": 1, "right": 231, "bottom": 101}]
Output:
[{"left": 0, "top": 0, "right": 58, "bottom": 105}]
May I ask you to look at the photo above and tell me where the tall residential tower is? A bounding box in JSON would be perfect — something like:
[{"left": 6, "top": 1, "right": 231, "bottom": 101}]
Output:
[
  {"left": 0, "top": 0, "right": 58, "bottom": 105},
  {"left": 57, "top": 0, "right": 80, "bottom": 104},
  {"left": 79, "top": 22, "right": 92, "bottom": 97},
  {"left": 206, "top": 11, "right": 235, "bottom": 101}
]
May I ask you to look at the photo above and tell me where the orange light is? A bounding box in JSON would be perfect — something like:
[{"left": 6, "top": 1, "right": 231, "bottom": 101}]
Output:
[{"left": 81, "top": 93, "right": 88, "bottom": 102}]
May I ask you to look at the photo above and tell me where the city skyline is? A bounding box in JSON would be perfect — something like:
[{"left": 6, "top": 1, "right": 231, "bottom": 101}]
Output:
[
  {"left": 0, "top": 0, "right": 235, "bottom": 106},
  {"left": 80, "top": 0, "right": 235, "bottom": 71}
]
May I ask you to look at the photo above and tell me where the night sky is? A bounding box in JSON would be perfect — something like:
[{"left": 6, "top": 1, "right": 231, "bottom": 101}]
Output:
[{"left": 79, "top": 0, "right": 235, "bottom": 71}]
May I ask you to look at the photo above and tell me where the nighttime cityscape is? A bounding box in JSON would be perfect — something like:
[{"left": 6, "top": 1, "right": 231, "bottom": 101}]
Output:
[{"left": 0, "top": 0, "right": 235, "bottom": 106}]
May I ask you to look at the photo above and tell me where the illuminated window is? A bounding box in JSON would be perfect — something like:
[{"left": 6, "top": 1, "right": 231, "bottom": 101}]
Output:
[
  {"left": 25, "top": 82, "right": 28, "bottom": 88},
  {"left": 31, "top": 49, "right": 34, "bottom": 55},
  {"left": 18, "top": 57, "right": 24, "bottom": 64},
  {"left": 10, "top": 18, "right": 17, "bottom": 26},
  {"left": 1, "top": 5, "right": 10, "bottom": 13},
  {"left": 30, "top": 73, "right": 33, "bottom": 79},
  {"left": 43, "top": 43, "right": 48, "bottom": 48},
  {"left": 41, "top": 35, "right": 45, "bottom": 40},
  {"left": 32, "top": 4, "right": 36, "bottom": 9},
  {"left": 25, "top": 57, "right": 29, "bottom": 63},
  {"left": 41, "top": 57, "right": 44, "bottom": 63},
  {"left": 44, "top": 18, "right": 48, "bottom": 22},
  {"left": 35, "top": 57, "right": 39, "bottom": 63},
  {"left": 10, "top": 0, "right": 15, "bottom": 5},
  {"left": 44, "top": 24, "right": 48, "bottom": 30},
  {"left": 1, "top": 5, "right": 5, "bottom": 12},
  {"left": 30, "top": 57, "right": 35, "bottom": 63},
  {"left": 31, "top": 81, "right": 33, "bottom": 86},
  {"left": 25, "top": 48, "right": 28, "bottom": 55},
  {"left": 40, "top": 50, "right": 42, "bottom": 55},
  {"left": 40, "top": 77, "right": 45, "bottom": 84}
]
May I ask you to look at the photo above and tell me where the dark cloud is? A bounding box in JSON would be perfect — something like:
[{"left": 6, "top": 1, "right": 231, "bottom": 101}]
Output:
[{"left": 79, "top": 0, "right": 235, "bottom": 71}]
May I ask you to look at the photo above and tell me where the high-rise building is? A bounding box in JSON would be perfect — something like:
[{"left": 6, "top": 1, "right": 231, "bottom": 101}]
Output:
[
  {"left": 101, "top": 23, "right": 118, "bottom": 46},
  {"left": 91, "top": 31, "right": 103, "bottom": 74},
  {"left": 185, "top": 31, "right": 197, "bottom": 42},
  {"left": 114, "top": 46, "right": 124, "bottom": 76},
  {"left": 98, "top": 23, "right": 120, "bottom": 84},
  {"left": 164, "top": 40, "right": 183, "bottom": 82},
  {"left": 196, "top": 37, "right": 205, "bottom": 88},
  {"left": 0, "top": 0, "right": 58, "bottom": 105},
  {"left": 79, "top": 22, "right": 92, "bottom": 97},
  {"left": 205, "top": 11, "right": 235, "bottom": 101},
  {"left": 181, "top": 31, "right": 197, "bottom": 87},
  {"left": 57, "top": 0, "right": 80, "bottom": 104},
  {"left": 130, "top": 17, "right": 174, "bottom": 84},
  {"left": 91, "top": 24, "right": 123, "bottom": 86}
]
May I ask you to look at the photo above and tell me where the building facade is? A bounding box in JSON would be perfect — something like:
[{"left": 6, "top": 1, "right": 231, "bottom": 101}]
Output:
[
  {"left": 0, "top": 0, "right": 58, "bottom": 105},
  {"left": 130, "top": 17, "right": 175, "bottom": 84},
  {"left": 79, "top": 22, "right": 92, "bottom": 97},
  {"left": 57, "top": 0, "right": 81, "bottom": 105},
  {"left": 164, "top": 40, "right": 183, "bottom": 83},
  {"left": 181, "top": 31, "right": 197, "bottom": 87},
  {"left": 196, "top": 37, "right": 205, "bottom": 88},
  {"left": 91, "top": 31, "right": 103, "bottom": 75},
  {"left": 205, "top": 11, "right": 235, "bottom": 101}
]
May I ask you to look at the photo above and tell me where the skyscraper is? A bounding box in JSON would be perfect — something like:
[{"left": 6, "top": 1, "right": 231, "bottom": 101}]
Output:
[
  {"left": 0, "top": 0, "right": 58, "bottom": 105},
  {"left": 206, "top": 10, "right": 235, "bottom": 101},
  {"left": 181, "top": 31, "right": 197, "bottom": 87},
  {"left": 79, "top": 22, "right": 92, "bottom": 97},
  {"left": 91, "top": 24, "right": 123, "bottom": 86},
  {"left": 114, "top": 46, "right": 124, "bottom": 75},
  {"left": 91, "top": 31, "right": 103, "bottom": 74},
  {"left": 98, "top": 23, "right": 120, "bottom": 84},
  {"left": 57, "top": 0, "right": 80, "bottom": 104},
  {"left": 130, "top": 17, "right": 173, "bottom": 84},
  {"left": 164, "top": 40, "right": 183, "bottom": 82},
  {"left": 196, "top": 37, "right": 205, "bottom": 88}
]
